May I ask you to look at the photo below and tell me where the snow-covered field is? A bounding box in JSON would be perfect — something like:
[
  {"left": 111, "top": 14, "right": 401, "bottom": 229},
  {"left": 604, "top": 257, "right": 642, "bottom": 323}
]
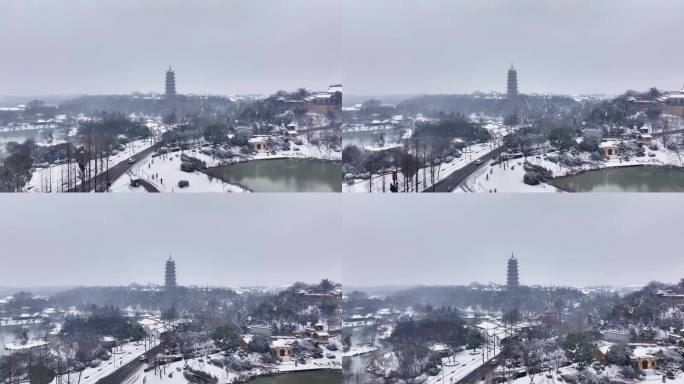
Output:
[
  {"left": 111, "top": 135, "right": 338, "bottom": 193},
  {"left": 425, "top": 348, "right": 497, "bottom": 384},
  {"left": 250, "top": 136, "right": 341, "bottom": 162},
  {"left": 110, "top": 149, "right": 247, "bottom": 193},
  {"left": 503, "top": 364, "right": 684, "bottom": 384},
  {"left": 122, "top": 338, "right": 342, "bottom": 384},
  {"left": 456, "top": 157, "right": 559, "bottom": 193},
  {"left": 123, "top": 354, "right": 245, "bottom": 384},
  {"left": 345, "top": 141, "right": 499, "bottom": 193}
]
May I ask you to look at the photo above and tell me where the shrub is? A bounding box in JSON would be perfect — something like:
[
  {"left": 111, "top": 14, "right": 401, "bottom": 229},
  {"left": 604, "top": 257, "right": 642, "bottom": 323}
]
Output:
[
  {"left": 248, "top": 335, "right": 271, "bottom": 354},
  {"left": 605, "top": 344, "right": 631, "bottom": 366},
  {"left": 620, "top": 366, "right": 637, "bottom": 379}
]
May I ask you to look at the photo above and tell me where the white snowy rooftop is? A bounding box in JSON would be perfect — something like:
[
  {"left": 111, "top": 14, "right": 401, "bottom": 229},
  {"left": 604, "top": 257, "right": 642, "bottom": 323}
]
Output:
[
  {"left": 270, "top": 338, "right": 295, "bottom": 348},
  {"left": 632, "top": 344, "right": 661, "bottom": 358},
  {"left": 599, "top": 140, "right": 620, "bottom": 148}
]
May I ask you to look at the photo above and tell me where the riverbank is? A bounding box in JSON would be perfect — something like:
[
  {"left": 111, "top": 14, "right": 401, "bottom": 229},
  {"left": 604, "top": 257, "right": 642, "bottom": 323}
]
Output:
[
  {"left": 457, "top": 137, "right": 684, "bottom": 193},
  {"left": 110, "top": 136, "right": 340, "bottom": 193}
]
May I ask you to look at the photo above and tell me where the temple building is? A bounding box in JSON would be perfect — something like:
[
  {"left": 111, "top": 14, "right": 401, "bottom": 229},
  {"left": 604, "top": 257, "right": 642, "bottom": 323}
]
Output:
[
  {"left": 507, "top": 253, "right": 519, "bottom": 289},
  {"left": 507, "top": 66, "right": 519, "bottom": 99},
  {"left": 165, "top": 67, "right": 176, "bottom": 98},
  {"left": 165, "top": 255, "right": 177, "bottom": 290},
  {"left": 662, "top": 85, "right": 684, "bottom": 118}
]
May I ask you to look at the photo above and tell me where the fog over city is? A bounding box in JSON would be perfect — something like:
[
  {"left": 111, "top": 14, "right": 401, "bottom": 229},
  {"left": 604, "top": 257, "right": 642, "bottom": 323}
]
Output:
[
  {"left": 0, "top": 0, "right": 341, "bottom": 96},
  {"left": 342, "top": 195, "right": 683, "bottom": 288},
  {"left": 0, "top": 195, "right": 342, "bottom": 287},
  {"left": 343, "top": 0, "right": 684, "bottom": 95}
]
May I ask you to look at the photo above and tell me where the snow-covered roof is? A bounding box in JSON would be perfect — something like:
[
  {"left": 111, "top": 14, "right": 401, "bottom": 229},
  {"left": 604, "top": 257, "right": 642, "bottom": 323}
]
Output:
[
  {"left": 599, "top": 140, "right": 620, "bottom": 148},
  {"left": 632, "top": 345, "right": 661, "bottom": 359},
  {"left": 270, "top": 338, "right": 295, "bottom": 348}
]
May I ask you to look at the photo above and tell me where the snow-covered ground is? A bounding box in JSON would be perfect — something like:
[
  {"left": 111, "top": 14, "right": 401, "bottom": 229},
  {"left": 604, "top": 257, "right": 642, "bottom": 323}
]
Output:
[
  {"left": 503, "top": 364, "right": 684, "bottom": 384},
  {"left": 123, "top": 338, "right": 342, "bottom": 384},
  {"left": 123, "top": 353, "right": 245, "bottom": 384},
  {"left": 250, "top": 135, "right": 341, "bottom": 162},
  {"left": 457, "top": 137, "right": 684, "bottom": 193},
  {"left": 111, "top": 135, "right": 338, "bottom": 193},
  {"left": 345, "top": 141, "right": 499, "bottom": 193},
  {"left": 456, "top": 157, "right": 559, "bottom": 193},
  {"left": 110, "top": 149, "right": 247, "bottom": 193},
  {"left": 425, "top": 348, "right": 498, "bottom": 384}
]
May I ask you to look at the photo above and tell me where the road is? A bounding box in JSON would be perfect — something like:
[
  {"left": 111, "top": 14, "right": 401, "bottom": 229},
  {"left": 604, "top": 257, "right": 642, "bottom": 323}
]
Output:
[
  {"left": 68, "top": 144, "right": 158, "bottom": 192},
  {"left": 95, "top": 343, "right": 164, "bottom": 384},
  {"left": 423, "top": 146, "right": 505, "bottom": 192}
]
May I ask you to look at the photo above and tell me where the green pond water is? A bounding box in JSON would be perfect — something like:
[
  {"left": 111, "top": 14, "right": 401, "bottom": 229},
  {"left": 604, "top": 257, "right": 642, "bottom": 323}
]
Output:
[
  {"left": 206, "top": 159, "right": 341, "bottom": 192},
  {"left": 549, "top": 166, "right": 684, "bottom": 192}
]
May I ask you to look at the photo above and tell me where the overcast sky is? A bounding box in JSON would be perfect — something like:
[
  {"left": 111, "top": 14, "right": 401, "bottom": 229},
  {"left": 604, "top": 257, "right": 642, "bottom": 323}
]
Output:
[
  {"left": 343, "top": 0, "right": 684, "bottom": 96},
  {"left": 342, "top": 195, "right": 684, "bottom": 288},
  {"left": 0, "top": 0, "right": 340, "bottom": 96},
  {"left": 0, "top": 195, "right": 341, "bottom": 288}
]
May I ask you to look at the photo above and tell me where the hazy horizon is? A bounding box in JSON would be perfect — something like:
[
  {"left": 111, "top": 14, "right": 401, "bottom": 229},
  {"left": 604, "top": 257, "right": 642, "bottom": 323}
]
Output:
[
  {"left": 0, "top": 195, "right": 341, "bottom": 287},
  {"left": 342, "top": 195, "right": 684, "bottom": 288},
  {"left": 0, "top": 0, "right": 340, "bottom": 96},
  {"left": 343, "top": 0, "right": 684, "bottom": 95}
]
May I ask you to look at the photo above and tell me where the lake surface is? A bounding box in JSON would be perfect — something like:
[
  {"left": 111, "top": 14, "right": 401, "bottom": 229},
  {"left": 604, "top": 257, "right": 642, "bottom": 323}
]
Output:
[
  {"left": 549, "top": 166, "right": 684, "bottom": 192},
  {"left": 0, "top": 323, "right": 46, "bottom": 356},
  {"left": 345, "top": 326, "right": 384, "bottom": 383},
  {"left": 206, "top": 159, "right": 341, "bottom": 192},
  {"left": 343, "top": 130, "right": 403, "bottom": 149},
  {"left": 249, "top": 370, "right": 341, "bottom": 384}
]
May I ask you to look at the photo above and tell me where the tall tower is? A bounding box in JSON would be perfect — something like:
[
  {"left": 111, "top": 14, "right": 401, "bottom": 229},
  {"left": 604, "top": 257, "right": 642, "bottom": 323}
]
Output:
[
  {"left": 165, "top": 67, "right": 176, "bottom": 98},
  {"left": 506, "top": 253, "right": 519, "bottom": 289},
  {"left": 507, "top": 66, "right": 518, "bottom": 99},
  {"left": 165, "top": 255, "right": 177, "bottom": 290}
]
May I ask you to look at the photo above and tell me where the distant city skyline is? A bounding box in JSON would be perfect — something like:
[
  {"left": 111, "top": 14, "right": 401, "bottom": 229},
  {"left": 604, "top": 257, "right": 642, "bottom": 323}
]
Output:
[
  {"left": 342, "top": 195, "right": 684, "bottom": 288},
  {"left": 0, "top": 195, "right": 342, "bottom": 287},
  {"left": 0, "top": 0, "right": 340, "bottom": 96},
  {"left": 342, "top": 0, "right": 684, "bottom": 95}
]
